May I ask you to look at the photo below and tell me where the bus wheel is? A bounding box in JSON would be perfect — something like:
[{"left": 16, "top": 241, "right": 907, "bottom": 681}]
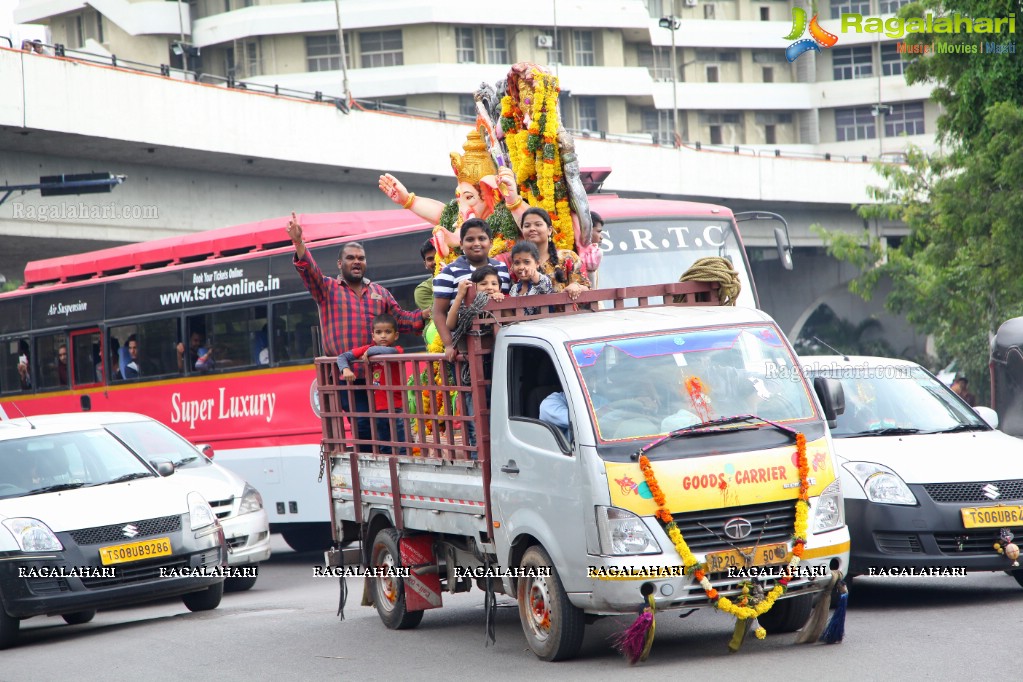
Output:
[
  {"left": 371, "top": 528, "right": 423, "bottom": 630},
  {"left": 281, "top": 524, "right": 333, "bottom": 553},
  {"left": 756, "top": 593, "right": 813, "bottom": 632},
  {"left": 517, "top": 545, "right": 585, "bottom": 661}
]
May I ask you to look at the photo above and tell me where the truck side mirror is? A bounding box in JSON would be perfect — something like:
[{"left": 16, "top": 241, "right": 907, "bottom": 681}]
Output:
[
  {"left": 774, "top": 227, "right": 793, "bottom": 271},
  {"left": 813, "top": 377, "right": 845, "bottom": 428}
]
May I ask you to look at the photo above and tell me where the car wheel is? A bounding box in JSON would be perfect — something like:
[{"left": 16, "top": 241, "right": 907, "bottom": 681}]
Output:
[
  {"left": 225, "top": 570, "right": 258, "bottom": 592},
  {"left": 370, "top": 528, "right": 424, "bottom": 630},
  {"left": 0, "top": 608, "right": 19, "bottom": 650},
  {"left": 182, "top": 581, "right": 224, "bottom": 612},
  {"left": 517, "top": 545, "right": 585, "bottom": 661},
  {"left": 756, "top": 592, "right": 813, "bottom": 633},
  {"left": 62, "top": 610, "right": 96, "bottom": 625},
  {"left": 281, "top": 525, "right": 333, "bottom": 553}
]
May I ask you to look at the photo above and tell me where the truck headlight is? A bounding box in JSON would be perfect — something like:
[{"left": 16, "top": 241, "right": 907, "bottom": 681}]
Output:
[
  {"left": 813, "top": 479, "right": 845, "bottom": 532},
  {"left": 595, "top": 506, "right": 662, "bottom": 556},
  {"left": 2, "top": 518, "right": 62, "bottom": 552},
  {"left": 238, "top": 484, "right": 264, "bottom": 515},
  {"left": 844, "top": 461, "right": 918, "bottom": 505},
  {"left": 188, "top": 491, "right": 217, "bottom": 530}
]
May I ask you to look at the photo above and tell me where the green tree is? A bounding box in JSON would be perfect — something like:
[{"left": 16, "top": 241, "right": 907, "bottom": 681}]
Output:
[{"left": 817, "top": 0, "right": 1023, "bottom": 401}]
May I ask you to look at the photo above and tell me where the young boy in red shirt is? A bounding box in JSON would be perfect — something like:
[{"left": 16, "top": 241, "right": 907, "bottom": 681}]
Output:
[{"left": 337, "top": 313, "right": 405, "bottom": 453}]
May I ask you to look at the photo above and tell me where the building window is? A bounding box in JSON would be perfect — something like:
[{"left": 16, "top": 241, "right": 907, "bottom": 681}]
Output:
[
  {"left": 573, "top": 30, "right": 595, "bottom": 66},
  {"left": 647, "top": 0, "right": 663, "bottom": 17},
  {"left": 241, "top": 39, "right": 261, "bottom": 77},
  {"left": 879, "top": 0, "right": 909, "bottom": 12},
  {"left": 696, "top": 49, "right": 738, "bottom": 62},
  {"left": 762, "top": 66, "right": 774, "bottom": 83},
  {"left": 760, "top": 6, "right": 770, "bottom": 20},
  {"left": 832, "top": 45, "right": 873, "bottom": 80},
  {"left": 706, "top": 65, "right": 719, "bottom": 82},
  {"left": 638, "top": 45, "right": 673, "bottom": 81},
  {"left": 455, "top": 27, "right": 475, "bottom": 63},
  {"left": 710, "top": 126, "right": 723, "bottom": 144},
  {"left": 641, "top": 108, "right": 675, "bottom": 145},
  {"left": 306, "top": 35, "right": 341, "bottom": 72},
  {"left": 835, "top": 106, "right": 876, "bottom": 141},
  {"left": 704, "top": 4, "right": 716, "bottom": 19},
  {"left": 577, "top": 96, "right": 598, "bottom": 131},
  {"left": 885, "top": 101, "right": 925, "bottom": 136},
  {"left": 830, "top": 0, "right": 869, "bottom": 18},
  {"left": 75, "top": 15, "right": 84, "bottom": 48},
  {"left": 881, "top": 43, "right": 904, "bottom": 76},
  {"left": 96, "top": 12, "right": 104, "bottom": 43},
  {"left": 458, "top": 94, "right": 476, "bottom": 121},
  {"left": 753, "top": 50, "right": 786, "bottom": 63},
  {"left": 765, "top": 124, "right": 777, "bottom": 144},
  {"left": 360, "top": 30, "right": 403, "bottom": 68},
  {"left": 484, "top": 27, "right": 508, "bottom": 63}
]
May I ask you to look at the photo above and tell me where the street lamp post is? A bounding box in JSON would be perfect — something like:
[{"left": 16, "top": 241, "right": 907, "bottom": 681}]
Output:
[{"left": 658, "top": 14, "right": 681, "bottom": 147}]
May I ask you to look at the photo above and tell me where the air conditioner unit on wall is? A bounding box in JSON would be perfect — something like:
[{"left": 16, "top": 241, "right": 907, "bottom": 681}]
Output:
[
  {"left": 536, "top": 35, "right": 554, "bottom": 48},
  {"left": 685, "top": 0, "right": 699, "bottom": 7}
]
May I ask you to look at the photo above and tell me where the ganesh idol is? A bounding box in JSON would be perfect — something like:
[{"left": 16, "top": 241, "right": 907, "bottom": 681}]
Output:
[{"left": 378, "top": 129, "right": 528, "bottom": 260}]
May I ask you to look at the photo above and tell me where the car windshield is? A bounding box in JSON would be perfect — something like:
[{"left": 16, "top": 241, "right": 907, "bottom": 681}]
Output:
[
  {"left": 0, "top": 429, "right": 153, "bottom": 499},
  {"left": 597, "top": 219, "right": 755, "bottom": 308},
  {"left": 104, "top": 420, "right": 210, "bottom": 469},
  {"left": 806, "top": 362, "right": 986, "bottom": 436},
  {"left": 570, "top": 324, "right": 816, "bottom": 444}
]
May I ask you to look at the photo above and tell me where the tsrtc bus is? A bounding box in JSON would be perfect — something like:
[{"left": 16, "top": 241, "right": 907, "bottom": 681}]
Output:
[{"left": 0, "top": 194, "right": 780, "bottom": 551}]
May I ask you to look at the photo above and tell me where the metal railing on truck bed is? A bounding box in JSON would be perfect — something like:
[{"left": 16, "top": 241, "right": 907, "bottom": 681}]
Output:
[{"left": 315, "top": 281, "right": 720, "bottom": 533}]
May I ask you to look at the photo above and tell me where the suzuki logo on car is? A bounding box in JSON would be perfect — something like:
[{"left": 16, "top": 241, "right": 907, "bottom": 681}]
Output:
[
  {"left": 723, "top": 517, "right": 753, "bottom": 540},
  {"left": 982, "top": 484, "right": 1000, "bottom": 500},
  {"left": 122, "top": 524, "right": 140, "bottom": 538}
]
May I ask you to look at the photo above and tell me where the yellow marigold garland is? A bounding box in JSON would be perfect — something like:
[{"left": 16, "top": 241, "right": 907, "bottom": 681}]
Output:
[{"left": 637, "top": 432, "right": 810, "bottom": 631}]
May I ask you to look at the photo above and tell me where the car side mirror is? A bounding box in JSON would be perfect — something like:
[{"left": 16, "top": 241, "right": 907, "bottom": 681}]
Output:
[
  {"left": 813, "top": 377, "right": 845, "bottom": 428},
  {"left": 149, "top": 458, "right": 175, "bottom": 476},
  {"left": 973, "top": 406, "right": 999, "bottom": 429}
]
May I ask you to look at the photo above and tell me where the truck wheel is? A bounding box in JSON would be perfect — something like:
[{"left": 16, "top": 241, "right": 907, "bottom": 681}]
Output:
[
  {"left": 62, "top": 610, "right": 96, "bottom": 625},
  {"left": 517, "top": 545, "right": 585, "bottom": 661},
  {"left": 757, "top": 592, "right": 813, "bottom": 633},
  {"left": 0, "top": 609, "right": 19, "bottom": 650},
  {"left": 371, "top": 528, "right": 424, "bottom": 630},
  {"left": 225, "top": 569, "right": 258, "bottom": 592},
  {"left": 182, "top": 581, "right": 224, "bottom": 612}
]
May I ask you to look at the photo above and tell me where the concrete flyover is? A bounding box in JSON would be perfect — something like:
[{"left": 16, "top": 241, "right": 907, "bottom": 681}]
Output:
[{"left": 0, "top": 46, "right": 915, "bottom": 351}]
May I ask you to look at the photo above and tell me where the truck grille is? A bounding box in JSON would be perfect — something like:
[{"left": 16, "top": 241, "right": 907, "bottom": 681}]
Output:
[
  {"left": 69, "top": 515, "right": 182, "bottom": 546},
  {"left": 923, "top": 480, "right": 1023, "bottom": 504},
  {"left": 670, "top": 500, "right": 795, "bottom": 554}
]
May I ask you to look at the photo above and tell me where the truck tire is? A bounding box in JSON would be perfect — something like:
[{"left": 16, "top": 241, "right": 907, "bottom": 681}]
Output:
[
  {"left": 182, "top": 581, "right": 224, "bottom": 612},
  {"left": 756, "top": 592, "right": 813, "bottom": 633},
  {"left": 517, "top": 545, "right": 585, "bottom": 661},
  {"left": 61, "top": 610, "right": 96, "bottom": 625},
  {"left": 371, "top": 528, "right": 424, "bottom": 630},
  {"left": 0, "top": 608, "right": 19, "bottom": 650}
]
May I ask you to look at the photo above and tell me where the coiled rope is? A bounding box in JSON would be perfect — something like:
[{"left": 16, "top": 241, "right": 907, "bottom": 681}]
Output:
[{"left": 674, "top": 256, "right": 742, "bottom": 306}]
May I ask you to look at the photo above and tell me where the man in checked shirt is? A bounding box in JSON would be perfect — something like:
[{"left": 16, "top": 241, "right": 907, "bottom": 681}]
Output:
[{"left": 287, "top": 213, "right": 427, "bottom": 447}]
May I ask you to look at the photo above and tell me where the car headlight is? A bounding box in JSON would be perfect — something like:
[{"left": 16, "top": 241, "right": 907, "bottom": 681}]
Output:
[
  {"left": 238, "top": 484, "right": 264, "bottom": 515},
  {"left": 2, "top": 518, "right": 63, "bottom": 552},
  {"left": 813, "top": 479, "right": 845, "bottom": 532},
  {"left": 595, "top": 506, "right": 662, "bottom": 556},
  {"left": 844, "top": 461, "right": 917, "bottom": 505},
  {"left": 188, "top": 491, "right": 217, "bottom": 530}
]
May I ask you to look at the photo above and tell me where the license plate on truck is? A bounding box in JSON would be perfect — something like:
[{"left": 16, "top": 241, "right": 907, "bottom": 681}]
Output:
[
  {"left": 99, "top": 537, "right": 173, "bottom": 565},
  {"left": 703, "top": 542, "right": 789, "bottom": 574}
]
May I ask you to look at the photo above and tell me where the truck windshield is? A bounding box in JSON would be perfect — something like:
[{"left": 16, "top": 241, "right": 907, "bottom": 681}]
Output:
[
  {"left": 570, "top": 324, "right": 816, "bottom": 444},
  {"left": 596, "top": 219, "right": 755, "bottom": 308}
]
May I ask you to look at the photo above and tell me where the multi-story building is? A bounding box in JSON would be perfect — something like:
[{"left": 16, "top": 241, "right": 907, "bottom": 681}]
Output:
[{"left": 16, "top": 0, "right": 936, "bottom": 158}]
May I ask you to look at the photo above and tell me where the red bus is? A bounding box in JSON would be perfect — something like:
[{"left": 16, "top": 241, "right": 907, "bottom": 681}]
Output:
[{"left": 0, "top": 194, "right": 771, "bottom": 551}]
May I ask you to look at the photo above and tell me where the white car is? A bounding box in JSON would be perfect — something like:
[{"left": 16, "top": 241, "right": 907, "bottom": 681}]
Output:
[
  {"left": 0, "top": 413, "right": 226, "bottom": 649},
  {"left": 42, "top": 413, "right": 271, "bottom": 592},
  {"left": 803, "top": 356, "right": 1023, "bottom": 584}
]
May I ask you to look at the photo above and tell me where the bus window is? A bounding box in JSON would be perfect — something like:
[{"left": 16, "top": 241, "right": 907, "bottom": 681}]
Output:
[
  {"left": 110, "top": 318, "right": 180, "bottom": 381},
  {"left": 186, "top": 305, "right": 268, "bottom": 372},
  {"left": 1, "top": 338, "right": 32, "bottom": 393},
  {"left": 273, "top": 299, "right": 319, "bottom": 364},
  {"left": 36, "top": 333, "right": 68, "bottom": 390},
  {"left": 69, "top": 330, "right": 102, "bottom": 388}
]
